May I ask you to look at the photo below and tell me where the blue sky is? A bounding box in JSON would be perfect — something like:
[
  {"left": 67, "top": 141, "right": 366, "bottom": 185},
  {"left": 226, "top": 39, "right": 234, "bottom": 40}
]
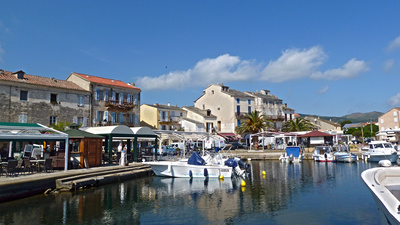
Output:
[{"left": 1, "top": 1, "right": 400, "bottom": 117}]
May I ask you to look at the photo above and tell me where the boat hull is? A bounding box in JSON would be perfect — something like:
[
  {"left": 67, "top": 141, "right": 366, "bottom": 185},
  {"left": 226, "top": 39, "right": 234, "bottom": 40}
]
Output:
[
  {"left": 361, "top": 167, "right": 400, "bottom": 225},
  {"left": 334, "top": 153, "right": 357, "bottom": 163},
  {"left": 144, "top": 161, "right": 232, "bottom": 178},
  {"left": 362, "top": 153, "right": 398, "bottom": 163}
]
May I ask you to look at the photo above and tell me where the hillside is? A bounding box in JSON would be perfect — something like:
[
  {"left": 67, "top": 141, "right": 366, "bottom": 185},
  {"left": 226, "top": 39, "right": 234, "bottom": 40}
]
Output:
[{"left": 298, "top": 111, "right": 383, "bottom": 124}]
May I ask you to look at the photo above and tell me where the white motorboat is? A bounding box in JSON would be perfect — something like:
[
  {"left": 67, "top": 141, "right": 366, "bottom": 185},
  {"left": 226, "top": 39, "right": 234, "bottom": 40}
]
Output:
[
  {"left": 143, "top": 152, "right": 246, "bottom": 178},
  {"left": 312, "top": 146, "right": 335, "bottom": 162},
  {"left": 361, "top": 167, "right": 400, "bottom": 225},
  {"left": 279, "top": 146, "right": 303, "bottom": 163},
  {"left": 362, "top": 141, "right": 399, "bottom": 163},
  {"left": 333, "top": 151, "right": 358, "bottom": 163}
]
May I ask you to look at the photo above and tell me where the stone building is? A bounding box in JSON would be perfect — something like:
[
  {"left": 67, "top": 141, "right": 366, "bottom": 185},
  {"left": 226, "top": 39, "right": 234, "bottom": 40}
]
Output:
[
  {"left": 140, "top": 103, "right": 186, "bottom": 130},
  {"left": 0, "top": 70, "right": 90, "bottom": 126},
  {"left": 67, "top": 72, "right": 141, "bottom": 127}
]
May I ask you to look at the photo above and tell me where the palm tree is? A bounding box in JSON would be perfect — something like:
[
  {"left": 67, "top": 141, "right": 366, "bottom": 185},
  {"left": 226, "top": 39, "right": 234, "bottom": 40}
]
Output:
[
  {"left": 236, "top": 110, "right": 273, "bottom": 148},
  {"left": 281, "top": 117, "right": 314, "bottom": 132}
]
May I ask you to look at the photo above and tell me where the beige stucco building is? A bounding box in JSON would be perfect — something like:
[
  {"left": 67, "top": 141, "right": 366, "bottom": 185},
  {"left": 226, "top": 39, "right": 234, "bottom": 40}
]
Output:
[
  {"left": 140, "top": 103, "right": 186, "bottom": 130},
  {"left": 304, "top": 116, "right": 342, "bottom": 133},
  {"left": 182, "top": 106, "right": 217, "bottom": 133},
  {"left": 378, "top": 107, "right": 400, "bottom": 142},
  {"left": 194, "top": 84, "right": 295, "bottom": 135},
  {"left": 67, "top": 72, "right": 141, "bottom": 127}
]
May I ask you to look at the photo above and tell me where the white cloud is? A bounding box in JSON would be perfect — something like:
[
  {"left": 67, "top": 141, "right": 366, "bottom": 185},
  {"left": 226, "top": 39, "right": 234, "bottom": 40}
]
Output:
[
  {"left": 261, "top": 46, "right": 326, "bottom": 82},
  {"left": 318, "top": 86, "right": 329, "bottom": 94},
  {"left": 310, "top": 58, "right": 369, "bottom": 80},
  {"left": 388, "top": 93, "right": 400, "bottom": 106},
  {"left": 136, "top": 46, "right": 369, "bottom": 90},
  {"left": 387, "top": 36, "right": 400, "bottom": 51},
  {"left": 384, "top": 59, "right": 395, "bottom": 73},
  {"left": 136, "top": 54, "right": 258, "bottom": 90}
]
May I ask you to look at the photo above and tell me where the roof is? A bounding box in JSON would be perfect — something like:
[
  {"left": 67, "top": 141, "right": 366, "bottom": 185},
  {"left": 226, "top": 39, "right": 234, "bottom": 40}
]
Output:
[
  {"left": 183, "top": 106, "right": 217, "bottom": 118},
  {"left": 299, "top": 131, "right": 334, "bottom": 137},
  {"left": 0, "top": 122, "right": 68, "bottom": 141},
  {"left": 131, "top": 127, "right": 157, "bottom": 136},
  {"left": 182, "top": 117, "right": 203, "bottom": 125},
  {"left": 63, "top": 128, "right": 104, "bottom": 138},
  {"left": 71, "top": 72, "right": 141, "bottom": 91},
  {"left": 81, "top": 125, "right": 134, "bottom": 136},
  {"left": 0, "top": 70, "right": 88, "bottom": 92},
  {"left": 143, "top": 103, "right": 183, "bottom": 111},
  {"left": 305, "top": 116, "right": 340, "bottom": 127},
  {"left": 246, "top": 92, "right": 281, "bottom": 101}
]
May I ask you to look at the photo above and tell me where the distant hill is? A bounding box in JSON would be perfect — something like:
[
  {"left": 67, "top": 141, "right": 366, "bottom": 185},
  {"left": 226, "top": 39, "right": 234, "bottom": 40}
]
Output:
[{"left": 298, "top": 111, "right": 383, "bottom": 124}]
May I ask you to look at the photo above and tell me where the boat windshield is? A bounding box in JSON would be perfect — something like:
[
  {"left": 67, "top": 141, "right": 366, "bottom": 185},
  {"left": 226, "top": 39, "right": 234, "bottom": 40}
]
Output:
[
  {"left": 371, "top": 143, "right": 385, "bottom": 149},
  {"left": 383, "top": 143, "right": 393, "bottom": 148}
]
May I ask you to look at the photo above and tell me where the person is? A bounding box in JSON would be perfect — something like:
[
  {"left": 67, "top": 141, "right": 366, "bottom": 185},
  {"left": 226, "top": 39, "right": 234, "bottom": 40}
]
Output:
[{"left": 118, "top": 142, "right": 123, "bottom": 153}]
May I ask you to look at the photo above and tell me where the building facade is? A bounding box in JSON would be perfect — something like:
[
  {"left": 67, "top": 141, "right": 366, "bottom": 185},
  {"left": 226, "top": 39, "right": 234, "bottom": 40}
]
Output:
[
  {"left": 182, "top": 106, "right": 217, "bottom": 133},
  {"left": 67, "top": 72, "right": 141, "bottom": 127},
  {"left": 194, "top": 84, "right": 295, "bottom": 134},
  {"left": 140, "top": 103, "right": 186, "bottom": 130},
  {"left": 304, "top": 116, "right": 342, "bottom": 133},
  {"left": 0, "top": 70, "right": 90, "bottom": 126}
]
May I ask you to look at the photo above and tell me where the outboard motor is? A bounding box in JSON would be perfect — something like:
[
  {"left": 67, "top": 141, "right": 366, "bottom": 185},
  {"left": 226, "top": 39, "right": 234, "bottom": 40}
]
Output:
[
  {"left": 288, "top": 153, "right": 294, "bottom": 162},
  {"left": 224, "top": 158, "right": 245, "bottom": 177},
  {"left": 234, "top": 157, "right": 251, "bottom": 171}
]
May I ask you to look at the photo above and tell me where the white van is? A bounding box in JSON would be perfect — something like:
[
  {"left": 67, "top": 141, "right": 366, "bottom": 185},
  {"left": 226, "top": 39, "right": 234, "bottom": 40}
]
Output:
[
  {"left": 171, "top": 142, "right": 184, "bottom": 150},
  {"left": 205, "top": 137, "right": 226, "bottom": 149}
]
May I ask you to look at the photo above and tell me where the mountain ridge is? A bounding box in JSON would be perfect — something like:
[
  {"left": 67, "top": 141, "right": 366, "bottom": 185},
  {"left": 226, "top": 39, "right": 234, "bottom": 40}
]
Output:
[{"left": 298, "top": 111, "right": 383, "bottom": 124}]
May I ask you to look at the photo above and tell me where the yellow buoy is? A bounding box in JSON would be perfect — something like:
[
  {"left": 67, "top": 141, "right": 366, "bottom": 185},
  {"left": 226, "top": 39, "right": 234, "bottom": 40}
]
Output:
[
  {"left": 241, "top": 187, "right": 246, "bottom": 192},
  {"left": 241, "top": 180, "right": 246, "bottom": 187},
  {"left": 219, "top": 175, "right": 224, "bottom": 180},
  {"left": 262, "top": 171, "right": 266, "bottom": 175}
]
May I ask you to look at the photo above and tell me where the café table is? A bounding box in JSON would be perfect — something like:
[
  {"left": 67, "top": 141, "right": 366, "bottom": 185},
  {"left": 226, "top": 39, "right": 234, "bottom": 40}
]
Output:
[{"left": 30, "top": 159, "right": 45, "bottom": 172}]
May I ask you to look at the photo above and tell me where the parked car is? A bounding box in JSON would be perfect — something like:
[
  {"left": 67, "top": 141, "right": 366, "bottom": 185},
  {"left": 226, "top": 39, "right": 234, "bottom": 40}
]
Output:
[
  {"left": 161, "top": 146, "right": 177, "bottom": 156},
  {"left": 224, "top": 142, "right": 243, "bottom": 150},
  {"left": 352, "top": 140, "right": 362, "bottom": 144}
]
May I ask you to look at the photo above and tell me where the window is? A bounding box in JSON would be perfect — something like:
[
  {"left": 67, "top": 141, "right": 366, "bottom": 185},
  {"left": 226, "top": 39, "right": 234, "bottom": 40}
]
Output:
[
  {"left": 248, "top": 106, "right": 251, "bottom": 114},
  {"left": 381, "top": 119, "right": 384, "bottom": 124},
  {"left": 115, "top": 92, "right": 120, "bottom": 102},
  {"left": 237, "top": 105, "right": 240, "bottom": 115},
  {"left": 77, "top": 117, "right": 83, "bottom": 125},
  {"left": 236, "top": 98, "right": 240, "bottom": 103},
  {"left": 395, "top": 111, "right": 398, "bottom": 116},
  {"left": 50, "top": 116, "right": 57, "bottom": 125},
  {"left": 104, "top": 90, "right": 109, "bottom": 101},
  {"left": 20, "top": 90, "right": 28, "bottom": 101},
  {"left": 19, "top": 113, "right": 27, "bottom": 123},
  {"left": 96, "top": 89, "right": 100, "bottom": 100},
  {"left": 237, "top": 119, "right": 241, "bottom": 126},
  {"left": 212, "top": 90, "right": 214, "bottom": 94},
  {"left": 99, "top": 91, "right": 104, "bottom": 101},
  {"left": 78, "top": 96, "right": 84, "bottom": 106},
  {"left": 120, "top": 93, "right": 124, "bottom": 104},
  {"left": 395, "top": 118, "right": 398, "bottom": 123},
  {"left": 248, "top": 99, "right": 251, "bottom": 104},
  {"left": 50, "top": 94, "right": 58, "bottom": 104}
]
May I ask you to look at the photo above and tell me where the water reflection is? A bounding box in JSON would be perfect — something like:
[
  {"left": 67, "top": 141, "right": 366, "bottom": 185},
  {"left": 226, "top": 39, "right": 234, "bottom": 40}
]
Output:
[{"left": 0, "top": 161, "right": 381, "bottom": 225}]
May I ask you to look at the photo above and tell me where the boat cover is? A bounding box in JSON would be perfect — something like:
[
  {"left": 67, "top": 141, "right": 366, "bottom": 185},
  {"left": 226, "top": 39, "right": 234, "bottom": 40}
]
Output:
[
  {"left": 187, "top": 152, "right": 206, "bottom": 165},
  {"left": 286, "top": 146, "right": 300, "bottom": 158},
  {"left": 224, "top": 158, "right": 238, "bottom": 168}
]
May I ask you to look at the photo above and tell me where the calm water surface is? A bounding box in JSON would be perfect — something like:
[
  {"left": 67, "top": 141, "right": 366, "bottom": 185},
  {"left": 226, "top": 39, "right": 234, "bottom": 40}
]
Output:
[{"left": 0, "top": 160, "right": 382, "bottom": 225}]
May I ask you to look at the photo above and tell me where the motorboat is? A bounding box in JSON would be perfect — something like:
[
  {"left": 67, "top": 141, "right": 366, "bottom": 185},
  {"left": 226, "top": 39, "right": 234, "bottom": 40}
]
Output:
[
  {"left": 279, "top": 146, "right": 303, "bottom": 163},
  {"left": 143, "top": 152, "right": 246, "bottom": 178},
  {"left": 312, "top": 146, "right": 334, "bottom": 162},
  {"left": 362, "top": 141, "right": 398, "bottom": 163},
  {"left": 361, "top": 167, "right": 400, "bottom": 225},
  {"left": 333, "top": 151, "right": 358, "bottom": 163}
]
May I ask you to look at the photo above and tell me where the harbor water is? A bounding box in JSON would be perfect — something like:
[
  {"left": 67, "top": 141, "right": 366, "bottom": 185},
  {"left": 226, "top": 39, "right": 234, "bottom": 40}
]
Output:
[{"left": 0, "top": 160, "right": 382, "bottom": 225}]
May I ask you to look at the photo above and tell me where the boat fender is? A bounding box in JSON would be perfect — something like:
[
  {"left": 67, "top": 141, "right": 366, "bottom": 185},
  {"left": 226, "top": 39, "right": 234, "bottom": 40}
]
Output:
[
  {"left": 189, "top": 170, "right": 193, "bottom": 178},
  {"left": 204, "top": 168, "right": 208, "bottom": 177}
]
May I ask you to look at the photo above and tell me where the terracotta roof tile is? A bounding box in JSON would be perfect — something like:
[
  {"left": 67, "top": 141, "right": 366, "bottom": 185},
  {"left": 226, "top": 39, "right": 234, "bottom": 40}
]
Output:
[
  {"left": 73, "top": 72, "right": 141, "bottom": 91},
  {"left": 0, "top": 70, "right": 88, "bottom": 92}
]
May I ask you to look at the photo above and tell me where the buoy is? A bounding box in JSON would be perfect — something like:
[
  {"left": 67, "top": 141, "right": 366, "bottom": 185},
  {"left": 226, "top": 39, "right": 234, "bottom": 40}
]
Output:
[
  {"left": 189, "top": 170, "right": 193, "bottom": 178},
  {"left": 262, "top": 171, "right": 266, "bottom": 175},
  {"left": 241, "top": 187, "right": 246, "bottom": 192},
  {"left": 204, "top": 168, "right": 208, "bottom": 177},
  {"left": 219, "top": 175, "right": 224, "bottom": 180},
  {"left": 262, "top": 174, "right": 266, "bottom": 179},
  {"left": 241, "top": 180, "right": 246, "bottom": 187}
]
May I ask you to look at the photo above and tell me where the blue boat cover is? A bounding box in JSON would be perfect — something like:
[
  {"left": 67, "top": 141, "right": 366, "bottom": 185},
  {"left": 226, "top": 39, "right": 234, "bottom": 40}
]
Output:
[
  {"left": 286, "top": 146, "right": 300, "bottom": 158},
  {"left": 224, "top": 158, "right": 238, "bottom": 168},
  {"left": 188, "top": 152, "right": 206, "bottom": 165}
]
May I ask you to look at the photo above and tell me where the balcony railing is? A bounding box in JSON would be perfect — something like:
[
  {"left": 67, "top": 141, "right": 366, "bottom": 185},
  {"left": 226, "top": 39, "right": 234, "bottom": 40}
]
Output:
[{"left": 105, "top": 100, "right": 135, "bottom": 111}]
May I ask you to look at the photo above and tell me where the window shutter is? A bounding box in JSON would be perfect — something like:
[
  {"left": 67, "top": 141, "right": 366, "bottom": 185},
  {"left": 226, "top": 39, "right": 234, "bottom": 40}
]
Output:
[
  {"left": 105, "top": 90, "right": 109, "bottom": 101},
  {"left": 120, "top": 93, "right": 124, "bottom": 104},
  {"left": 73, "top": 116, "right": 78, "bottom": 124},
  {"left": 120, "top": 113, "right": 123, "bottom": 123},
  {"left": 134, "top": 95, "right": 138, "bottom": 105},
  {"left": 104, "top": 111, "right": 109, "bottom": 121},
  {"left": 135, "top": 114, "right": 138, "bottom": 124},
  {"left": 112, "top": 112, "right": 116, "bottom": 124},
  {"left": 96, "top": 110, "right": 99, "bottom": 122},
  {"left": 83, "top": 117, "right": 88, "bottom": 127},
  {"left": 96, "top": 89, "right": 100, "bottom": 100},
  {"left": 127, "top": 94, "right": 131, "bottom": 103},
  {"left": 112, "top": 91, "right": 116, "bottom": 101}
]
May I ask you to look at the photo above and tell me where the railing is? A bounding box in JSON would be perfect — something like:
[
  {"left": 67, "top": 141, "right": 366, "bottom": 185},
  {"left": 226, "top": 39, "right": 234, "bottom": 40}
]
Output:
[{"left": 105, "top": 101, "right": 135, "bottom": 110}]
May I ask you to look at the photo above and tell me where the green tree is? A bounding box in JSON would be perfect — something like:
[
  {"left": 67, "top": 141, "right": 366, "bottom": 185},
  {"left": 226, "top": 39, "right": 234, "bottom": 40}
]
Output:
[
  {"left": 352, "top": 130, "right": 362, "bottom": 139},
  {"left": 281, "top": 117, "right": 314, "bottom": 132},
  {"left": 236, "top": 111, "right": 273, "bottom": 147},
  {"left": 51, "top": 121, "right": 71, "bottom": 131}
]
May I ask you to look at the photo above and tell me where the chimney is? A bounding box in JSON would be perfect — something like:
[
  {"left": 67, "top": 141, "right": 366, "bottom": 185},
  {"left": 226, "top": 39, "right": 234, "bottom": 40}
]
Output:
[
  {"left": 260, "top": 90, "right": 270, "bottom": 95},
  {"left": 168, "top": 102, "right": 171, "bottom": 106},
  {"left": 13, "top": 70, "right": 25, "bottom": 79}
]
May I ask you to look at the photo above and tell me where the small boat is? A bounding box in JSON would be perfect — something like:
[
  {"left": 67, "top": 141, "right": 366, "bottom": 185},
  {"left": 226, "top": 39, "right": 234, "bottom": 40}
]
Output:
[
  {"left": 362, "top": 141, "right": 399, "bottom": 163},
  {"left": 312, "top": 146, "right": 334, "bottom": 162},
  {"left": 333, "top": 151, "right": 357, "bottom": 163},
  {"left": 361, "top": 167, "right": 400, "bottom": 225},
  {"left": 279, "top": 146, "right": 303, "bottom": 163},
  {"left": 143, "top": 152, "right": 245, "bottom": 178}
]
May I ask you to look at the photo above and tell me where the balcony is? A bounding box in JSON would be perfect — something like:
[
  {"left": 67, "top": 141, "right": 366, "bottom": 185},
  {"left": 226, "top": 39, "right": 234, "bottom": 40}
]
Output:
[{"left": 105, "top": 100, "right": 135, "bottom": 111}]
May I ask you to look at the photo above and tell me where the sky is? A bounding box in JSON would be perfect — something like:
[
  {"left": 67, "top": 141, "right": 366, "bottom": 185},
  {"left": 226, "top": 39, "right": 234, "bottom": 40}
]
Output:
[{"left": 1, "top": 1, "right": 400, "bottom": 117}]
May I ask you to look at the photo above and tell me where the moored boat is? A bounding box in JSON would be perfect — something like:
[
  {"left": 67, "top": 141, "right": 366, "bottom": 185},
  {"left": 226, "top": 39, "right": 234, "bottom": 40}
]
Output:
[
  {"left": 279, "top": 146, "right": 303, "bottom": 163},
  {"left": 312, "top": 146, "right": 334, "bottom": 162},
  {"left": 362, "top": 141, "right": 398, "bottom": 163},
  {"left": 361, "top": 167, "right": 400, "bottom": 225},
  {"left": 333, "top": 151, "right": 357, "bottom": 163}
]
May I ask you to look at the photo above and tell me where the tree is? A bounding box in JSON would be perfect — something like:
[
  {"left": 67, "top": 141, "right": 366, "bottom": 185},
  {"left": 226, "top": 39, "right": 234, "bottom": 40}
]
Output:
[
  {"left": 352, "top": 130, "right": 362, "bottom": 139},
  {"left": 236, "top": 111, "right": 273, "bottom": 148},
  {"left": 281, "top": 117, "right": 314, "bottom": 132},
  {"left": 51, "top": 121, "right": 71, "bottom": 131}
]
